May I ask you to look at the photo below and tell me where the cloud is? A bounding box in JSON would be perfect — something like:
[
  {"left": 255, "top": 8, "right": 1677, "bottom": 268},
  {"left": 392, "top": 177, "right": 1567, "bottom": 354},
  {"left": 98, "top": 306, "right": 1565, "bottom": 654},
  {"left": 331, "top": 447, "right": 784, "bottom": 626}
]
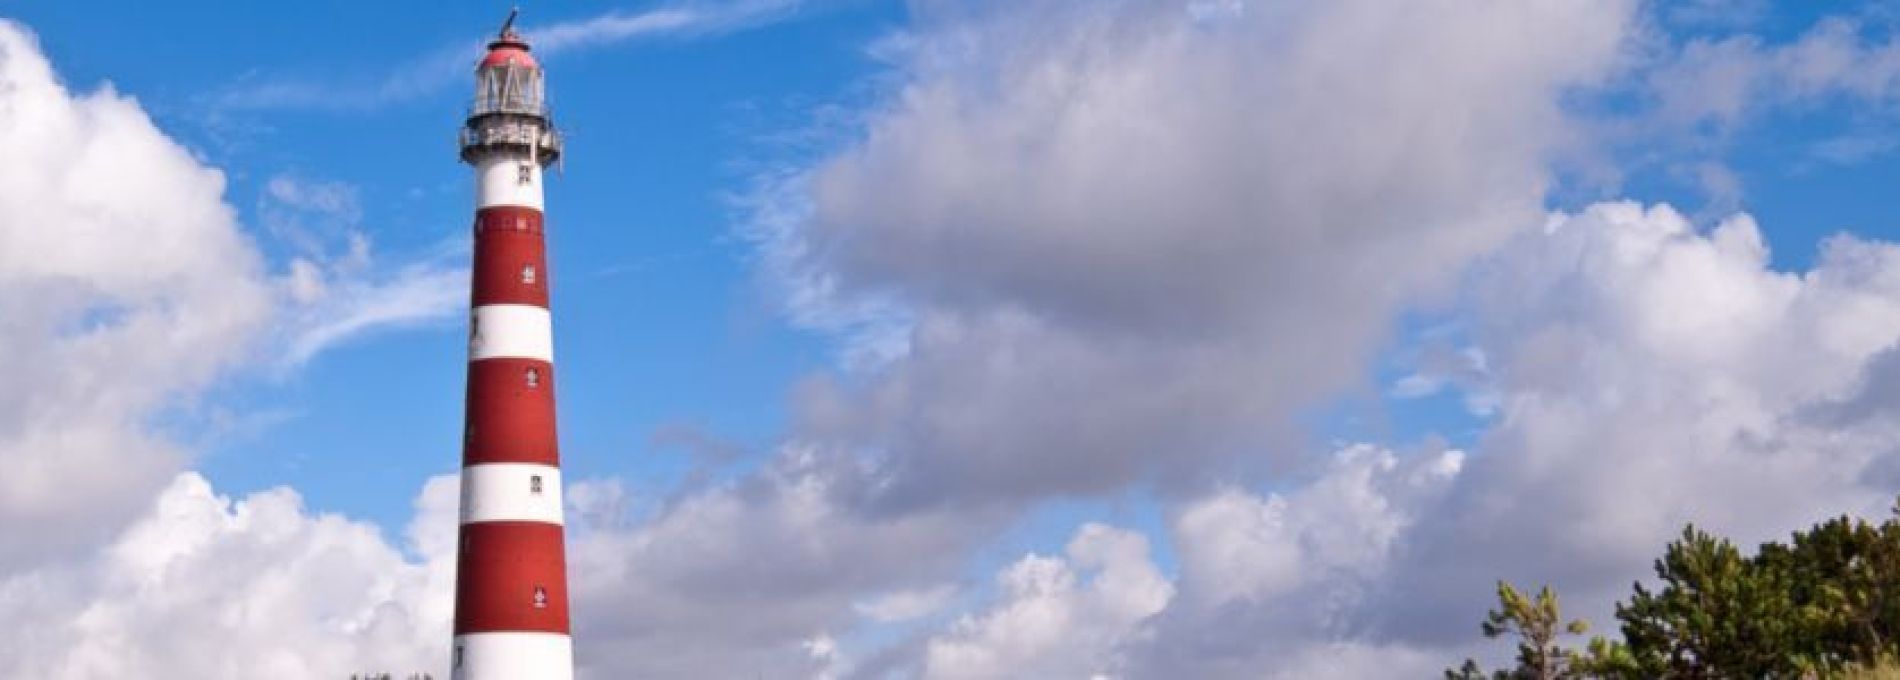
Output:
[
  {"left": 1648, "top": 17, "right": 1900, "bottom": 133},
  {"left": 1806, "top": 131, "right": 1900, "bottom": 167},
  {"left": 853, "top": 584, "right": 958, "bottom": 624},
  {"left": 752, "top": 0, "right": 1636, "bottom": 510},
  {"left": 568, "top": 447, "right": 1006, "bottom": 677},
  {"left": 919, "top": 524, "right": 1172, "bottom": 679},
  {"left": 888, "top": 200, "right": 1900, "bottom": 677},
  {"left": 533, "top": 0, "right": 807, "bottom": 54},
  {"left": 1122, "top": 446, "right": 1462, "bottom": 678},
  {"left": 0, "top": 20, "right": 274, "bottom": 568},
  {"left": 275, "top": 245, "right": 468, "bottom": 370},
  {"left": 870, "top": 445, "right": 1458, "bottom": 680},
  {"left": 255, "top": 173, "right": 469, "bottom": 370},
  {"left": 1560, "top": 10, "right": 1900, "bottom": 208},
  {"left": 1377, "top": 201, "right": 1900, "bottom": 645},
  {"left": 258, "top": 174, "right": 364, "bottom": 257},
  {"left": 0, "top": 21, "right": 462, "bottom": 573},
  {"left": 922, "top": 200, "right": 1900, "bottom": 676},
  {"left": 213, "top": 0, "right": 817, "bottom": 113},
  {"left": 0, "top": 472, "right": 458, "bottom": 678},
  {"left": 0, "top": 446, "right": 988, "bottom": 679},
  {"left": 738, "top": 169, "right": 915, "bottom": 369},
  {"left": 277, "top": 260, "right": 467, "bottom": 368},
  {"left": 0, "top": 36, "right": 468, "bottom": 680}
]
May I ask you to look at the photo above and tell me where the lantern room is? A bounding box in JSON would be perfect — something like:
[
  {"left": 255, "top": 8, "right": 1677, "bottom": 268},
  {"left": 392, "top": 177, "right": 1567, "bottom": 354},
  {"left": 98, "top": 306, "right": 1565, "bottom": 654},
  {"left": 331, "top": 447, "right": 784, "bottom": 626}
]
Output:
[{"left": 472, "top": 31, "right": 545, "bottom": 118}]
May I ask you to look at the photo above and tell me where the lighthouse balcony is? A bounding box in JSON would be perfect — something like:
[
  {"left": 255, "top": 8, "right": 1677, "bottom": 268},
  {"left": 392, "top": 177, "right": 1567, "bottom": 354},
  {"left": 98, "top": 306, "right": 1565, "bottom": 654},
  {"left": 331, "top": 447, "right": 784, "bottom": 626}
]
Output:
[{"left": 459, "top": 119, "right": 562, "bottom": 165}]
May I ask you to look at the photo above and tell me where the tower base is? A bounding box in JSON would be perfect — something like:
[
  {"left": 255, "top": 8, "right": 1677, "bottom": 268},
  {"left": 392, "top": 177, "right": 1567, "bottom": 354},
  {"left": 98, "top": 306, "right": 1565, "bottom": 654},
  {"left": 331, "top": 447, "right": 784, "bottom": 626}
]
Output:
[{"left": 452, "top": 632, "right": 574, "bottom": 680}]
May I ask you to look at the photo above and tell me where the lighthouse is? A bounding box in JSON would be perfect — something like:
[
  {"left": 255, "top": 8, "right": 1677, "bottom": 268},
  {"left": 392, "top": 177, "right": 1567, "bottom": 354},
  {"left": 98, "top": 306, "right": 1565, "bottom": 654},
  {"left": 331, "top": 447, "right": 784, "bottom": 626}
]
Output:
[{"left": 451, "top": 11, "right": 572, "bottom": 679}]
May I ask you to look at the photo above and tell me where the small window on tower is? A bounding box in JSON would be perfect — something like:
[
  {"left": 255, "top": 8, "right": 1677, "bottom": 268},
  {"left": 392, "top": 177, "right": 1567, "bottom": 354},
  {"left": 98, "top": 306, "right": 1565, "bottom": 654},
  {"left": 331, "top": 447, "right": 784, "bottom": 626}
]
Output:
[
  {"left": 521, "top": 264, "right": 537, "bottom": 285},
  {"left": 454, "top": 645, "right": 464, "bottom": 668},
  {"left": 517, "top": 163, "right": 533, "bottom": 185},
  {"left": 533, "top": 585, "right": 549, "bottom": 609},
  {"left": 530, "top": 475, "right": 543, "bottom": 494},
  {"left": 525, "top": 367, "right": 541, "bottom": 388}
]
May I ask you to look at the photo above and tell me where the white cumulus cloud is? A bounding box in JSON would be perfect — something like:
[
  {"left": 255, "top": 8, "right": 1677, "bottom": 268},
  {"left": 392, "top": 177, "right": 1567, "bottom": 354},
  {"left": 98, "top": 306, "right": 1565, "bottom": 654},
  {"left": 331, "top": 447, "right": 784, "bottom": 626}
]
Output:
[
  {"left": 0, "top": 472, "right": 458, "bottom": 678},
  {"left": 921, "top": 524, "right": 1172, "bottom": 680},
  {"left": 0, "top": 20, "right": 273, "bottom": 568},
  {"left": 755, "top": 0, "right": 1638, "bottom": 510}
]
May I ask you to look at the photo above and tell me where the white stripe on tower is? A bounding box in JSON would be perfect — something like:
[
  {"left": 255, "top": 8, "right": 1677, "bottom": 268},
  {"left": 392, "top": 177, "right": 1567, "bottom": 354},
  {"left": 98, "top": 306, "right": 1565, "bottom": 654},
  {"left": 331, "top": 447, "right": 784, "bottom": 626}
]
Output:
[
  {"left": 459, "top": 464, "right": 564, "bottom": 524},
  {"left": 469, "top": 305, "right": 553, "bottom": 362},
  {"left": 475, "top": 155, "right": 544, "bottom": 209}
]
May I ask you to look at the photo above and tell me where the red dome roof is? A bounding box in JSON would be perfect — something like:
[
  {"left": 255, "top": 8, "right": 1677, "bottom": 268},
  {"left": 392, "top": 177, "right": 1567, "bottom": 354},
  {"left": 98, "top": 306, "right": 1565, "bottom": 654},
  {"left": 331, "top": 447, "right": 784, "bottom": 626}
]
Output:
[{"left": 480, "top": 42, "right": 537, "bottom": 69}]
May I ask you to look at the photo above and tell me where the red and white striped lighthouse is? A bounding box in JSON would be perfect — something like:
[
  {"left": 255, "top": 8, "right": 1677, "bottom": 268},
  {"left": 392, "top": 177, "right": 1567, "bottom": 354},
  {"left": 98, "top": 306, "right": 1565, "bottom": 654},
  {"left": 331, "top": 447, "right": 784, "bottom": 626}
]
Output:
[{"left": 452, "top": 11, "right": 572, "bottom": 679}]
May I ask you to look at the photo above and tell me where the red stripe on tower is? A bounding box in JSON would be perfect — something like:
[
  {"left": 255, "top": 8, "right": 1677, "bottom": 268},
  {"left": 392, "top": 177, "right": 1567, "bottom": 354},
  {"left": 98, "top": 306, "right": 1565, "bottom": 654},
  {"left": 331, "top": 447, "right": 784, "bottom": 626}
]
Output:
[
  {"left": 452, "top": 9, "right": 574, "bottom": 680},
  {"left": 463, "top": 358, "right": 558, "bottom": 466},
  {"left": 472, "top": 208, "right": 549, "bottom": 307},
  {"left": 454, "top": 522, "right": 572, "bottom": 634}
]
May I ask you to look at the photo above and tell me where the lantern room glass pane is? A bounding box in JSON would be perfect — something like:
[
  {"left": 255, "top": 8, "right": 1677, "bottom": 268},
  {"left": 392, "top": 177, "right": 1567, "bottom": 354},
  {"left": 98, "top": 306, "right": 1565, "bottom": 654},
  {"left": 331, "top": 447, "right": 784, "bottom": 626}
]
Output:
[{"left": 473, "top": 65, "right": 545, "bottom": 117}]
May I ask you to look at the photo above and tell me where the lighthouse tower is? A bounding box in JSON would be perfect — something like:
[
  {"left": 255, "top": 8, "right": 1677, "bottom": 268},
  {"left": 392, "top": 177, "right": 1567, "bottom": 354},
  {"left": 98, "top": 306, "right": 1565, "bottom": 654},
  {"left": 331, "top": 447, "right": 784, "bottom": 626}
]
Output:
[{"left": 452, "top": 11, "right": 572, "bottom": 680}]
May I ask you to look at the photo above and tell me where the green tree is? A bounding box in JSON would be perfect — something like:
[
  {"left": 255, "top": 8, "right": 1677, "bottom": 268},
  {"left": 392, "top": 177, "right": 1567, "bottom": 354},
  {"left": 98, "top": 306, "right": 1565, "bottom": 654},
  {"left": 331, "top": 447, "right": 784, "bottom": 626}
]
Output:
[
  {"left": 1759, "top": 512, "right": 1900, "bottom": 666},
  {"left": 1446, "top": 581, "right": 1599, "bottom": 680},
  {"left": 1454, "top": 499, "right": 1900, "bottom": 679},
  {"left": 1612, "top": 525, "right": 1813, "bottom": 677}
]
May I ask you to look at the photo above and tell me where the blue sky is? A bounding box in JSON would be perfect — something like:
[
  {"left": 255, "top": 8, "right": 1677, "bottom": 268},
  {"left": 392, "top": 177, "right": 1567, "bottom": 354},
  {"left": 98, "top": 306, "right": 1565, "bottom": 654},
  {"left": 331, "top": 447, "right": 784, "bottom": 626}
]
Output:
[
  {"left": 10, "top": 0, "right": 1890, "bottom": 528},
  {"left": 16, "top": 1, "right": 910, "bottom": 525},
  {"left": 10, "top": 1, "right": 1900, "bottom": 677}
]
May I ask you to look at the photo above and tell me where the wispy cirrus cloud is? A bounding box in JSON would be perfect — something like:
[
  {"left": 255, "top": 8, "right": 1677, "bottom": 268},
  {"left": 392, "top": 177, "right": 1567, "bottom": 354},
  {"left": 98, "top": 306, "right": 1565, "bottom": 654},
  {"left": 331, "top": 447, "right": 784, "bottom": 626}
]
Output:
[
  {"left": 277, "top": 249, "right": 468, "bottom": 370},
  {"left": 212, "top": 0, "right": 811, "bottom": 112},
  {"left": 256, "top": 173, "right": 469, "bottom": 371},
  {"left": 534, "top": 0, "right": 806, "bottom": 53},
  {"left": 211, "top": 45, "right": 474, "bottom": 113}
]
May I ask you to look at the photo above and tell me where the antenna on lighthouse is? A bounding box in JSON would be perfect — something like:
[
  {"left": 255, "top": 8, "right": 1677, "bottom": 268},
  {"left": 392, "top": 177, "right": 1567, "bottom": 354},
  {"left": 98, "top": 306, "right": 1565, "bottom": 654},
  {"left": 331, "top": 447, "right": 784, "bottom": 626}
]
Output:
[{"left": 499, "top": 6, "right": 520, "bottom": 40}]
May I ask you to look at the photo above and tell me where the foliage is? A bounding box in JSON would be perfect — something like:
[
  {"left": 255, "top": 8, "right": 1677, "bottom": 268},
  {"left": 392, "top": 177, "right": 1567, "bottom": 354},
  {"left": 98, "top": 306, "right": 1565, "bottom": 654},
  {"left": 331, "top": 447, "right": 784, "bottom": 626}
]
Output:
[
  {"left": 1842, "top": 656, "right": 1900, "bottom": 680},
  {"left": 1445, "top": 581, "right": 1616, "bottom": 680},
  {"left": 1449, "top": 500, "right": 1900, "bottom": 679}
]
